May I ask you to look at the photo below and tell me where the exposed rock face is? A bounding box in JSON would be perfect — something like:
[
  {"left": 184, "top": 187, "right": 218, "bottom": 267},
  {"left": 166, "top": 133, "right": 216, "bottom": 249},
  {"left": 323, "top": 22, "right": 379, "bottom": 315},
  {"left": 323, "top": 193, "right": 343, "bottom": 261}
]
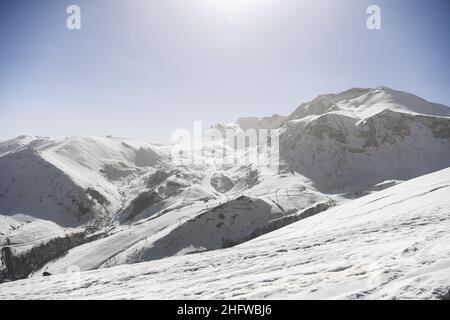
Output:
[{"left": 210, "top": 173, "right": 234, "bottom": 193}]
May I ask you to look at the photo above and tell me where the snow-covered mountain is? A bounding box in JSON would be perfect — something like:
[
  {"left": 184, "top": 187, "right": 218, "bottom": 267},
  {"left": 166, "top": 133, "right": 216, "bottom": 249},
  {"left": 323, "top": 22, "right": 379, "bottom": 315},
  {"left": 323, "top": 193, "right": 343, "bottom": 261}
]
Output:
[
  {"left": 1, "top": 167, "right": 449, "bottom": 299},
  {"left": 285, "top": 86, "right": 450, "bottom": 121},
  {"left": 279, "top": 86, "right": 450, "bottom": 192},
  {"left": 0, "top": 86, "right": 449, "bottom": 297},
  {"left": 0, "top": 136, "right": 170, "bottom": 226},
  {"left": 236, "top": 114, "right": 286, "bottom": 131}
]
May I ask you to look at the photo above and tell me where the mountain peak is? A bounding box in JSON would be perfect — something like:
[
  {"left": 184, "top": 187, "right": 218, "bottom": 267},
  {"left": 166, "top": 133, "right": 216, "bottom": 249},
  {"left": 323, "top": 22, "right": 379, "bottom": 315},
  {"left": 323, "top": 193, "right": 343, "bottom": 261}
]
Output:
[
  {"left": 236, "top": 114, "right": 286, "bottom": 131},
  {"left": 286, "top": 86, "right": 450, "bottom": 122}
]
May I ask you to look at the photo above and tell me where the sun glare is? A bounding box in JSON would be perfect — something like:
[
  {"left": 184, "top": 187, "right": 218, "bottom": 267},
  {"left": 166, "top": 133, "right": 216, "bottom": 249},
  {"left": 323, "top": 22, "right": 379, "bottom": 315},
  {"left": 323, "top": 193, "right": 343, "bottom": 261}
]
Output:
[{"left": 205, "top": 0, "right": 272, "bottom": 15}]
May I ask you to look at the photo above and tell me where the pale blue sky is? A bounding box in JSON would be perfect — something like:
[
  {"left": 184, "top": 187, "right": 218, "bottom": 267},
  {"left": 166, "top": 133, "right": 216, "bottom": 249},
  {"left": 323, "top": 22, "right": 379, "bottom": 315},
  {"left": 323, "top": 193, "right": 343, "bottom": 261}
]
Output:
[{"left": 1, "top": 0, "right": 449, "bottom": 143}]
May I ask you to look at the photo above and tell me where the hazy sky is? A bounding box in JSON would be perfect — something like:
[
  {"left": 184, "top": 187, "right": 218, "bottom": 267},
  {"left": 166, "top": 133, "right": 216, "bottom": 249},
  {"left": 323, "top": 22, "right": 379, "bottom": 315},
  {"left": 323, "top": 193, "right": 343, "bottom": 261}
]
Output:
[{"left": 1, "top": 0, "right": 449, "bottom": 143}]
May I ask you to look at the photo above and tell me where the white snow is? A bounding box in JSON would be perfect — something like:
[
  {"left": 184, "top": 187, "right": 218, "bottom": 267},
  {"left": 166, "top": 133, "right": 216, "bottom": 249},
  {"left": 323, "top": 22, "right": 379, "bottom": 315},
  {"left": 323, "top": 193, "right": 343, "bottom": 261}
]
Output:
[
  {"left": 1, "top": 167, "right": 449, "bottom": 299},
  {"left": 0, "top": 86, "right": 449, "bottom": 299},
  {"left": 0, "top": 136, "right": 170, "bottom": 226},
  {"left": 0, "top": 214, "right": 76, "bottom": 253},
  {"left": 286, "top": 87, "right": 450, "bottom": 122}
]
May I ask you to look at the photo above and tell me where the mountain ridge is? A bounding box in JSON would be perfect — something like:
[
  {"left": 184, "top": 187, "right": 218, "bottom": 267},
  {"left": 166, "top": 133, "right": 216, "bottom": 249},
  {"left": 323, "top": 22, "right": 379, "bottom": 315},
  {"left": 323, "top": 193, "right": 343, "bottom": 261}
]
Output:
[{"left": 1, "top": 86, "right": 449, "bottom": 282}]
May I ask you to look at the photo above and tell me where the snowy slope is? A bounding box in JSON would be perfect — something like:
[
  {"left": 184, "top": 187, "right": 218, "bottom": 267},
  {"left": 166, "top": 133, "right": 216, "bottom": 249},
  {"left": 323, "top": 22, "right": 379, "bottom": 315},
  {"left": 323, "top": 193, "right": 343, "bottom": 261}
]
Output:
[
  {"left": 0, "top": 136, "right": 50, "bottom": 157},
  {"left": 280, "top": 110, "right": 450, "bottom": 192},
  {"left": 0, "top": 214, "right": 75, "bottom": 253},
  {"left": 1, "top": 167, "right": 449, "bottom": 299},
  {"left": 286, "top": 87, "right": 450, "bottom": 121},
  {"left": 28, "top": 172, "right": 330, "bottom": 274},
  {"left": 210, "top": 87, "right": 450, "bottom": 194},
  {"left": 0, "top": 136, "right": 170, "bottom": 226},
  {"left": 279, "top": 87, "right": 450, "bottom": 193},
  {"left": 0, "top": 86, "right": 449, "bottom": 282},
  {"left": 0, "top": 137, "right": 330, "bottom": 275}
]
